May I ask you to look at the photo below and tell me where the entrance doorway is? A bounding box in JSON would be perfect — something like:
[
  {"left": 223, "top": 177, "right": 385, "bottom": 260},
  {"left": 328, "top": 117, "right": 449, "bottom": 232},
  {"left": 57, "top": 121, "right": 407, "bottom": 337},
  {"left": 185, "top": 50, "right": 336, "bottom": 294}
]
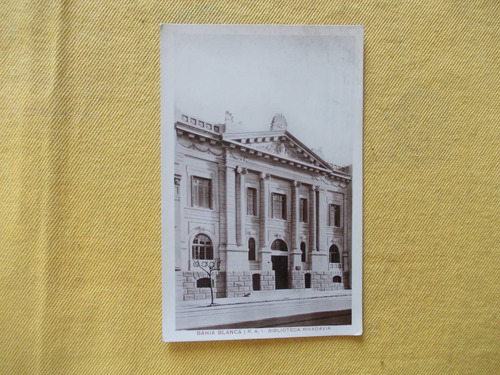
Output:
[
  {"left": 252, "top": 274, "right": 261, "bottom": 291},
  {"left": 271, "top": 256, "right": 288, "bottom": 289},
  {"left": 305, "top": 273, "right": 311, "bottom": 288}
]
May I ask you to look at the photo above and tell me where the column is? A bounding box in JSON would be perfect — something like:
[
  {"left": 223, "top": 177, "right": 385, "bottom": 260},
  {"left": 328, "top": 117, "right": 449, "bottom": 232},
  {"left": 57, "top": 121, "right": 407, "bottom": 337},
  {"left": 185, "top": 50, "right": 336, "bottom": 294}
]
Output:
[
  {"left": 318, "top": 188, "right": 327, "bottom": 252},
  {"left": 259, "top": 172, "right": 272, "bottom": 271},
  {"left": 224, "top": 165, "right": 248, "bottom": 272},
  {"left": 217, "top": 165, "right": 226, "bottom": 271},
  {"left": 290, "top": 181, "right": 302, "bottom": 269},
  {"left": 310, "top": 185, "right": 328, "bottom": 272},
  {"left": 224, "top": 165, "right": 250, "bottom": 297},
  {"left": 236, "top": 166, "right": 247, "bottom": 247},
  {"left": 225, "top": 166, "right": 237, "bottom": 247},
  {"left": 309, "top": 185, "right": 317, "bottom": 252},
  {"left": 291, "top": 181, "right": 300, "bottom": 250}
]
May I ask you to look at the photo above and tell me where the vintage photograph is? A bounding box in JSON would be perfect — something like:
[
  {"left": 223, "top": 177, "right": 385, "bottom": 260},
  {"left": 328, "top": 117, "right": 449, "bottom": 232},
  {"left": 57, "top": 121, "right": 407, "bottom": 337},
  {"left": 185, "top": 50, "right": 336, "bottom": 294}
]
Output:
[{"left": 162, "top": 24, "right": 363, "bottom": 341}]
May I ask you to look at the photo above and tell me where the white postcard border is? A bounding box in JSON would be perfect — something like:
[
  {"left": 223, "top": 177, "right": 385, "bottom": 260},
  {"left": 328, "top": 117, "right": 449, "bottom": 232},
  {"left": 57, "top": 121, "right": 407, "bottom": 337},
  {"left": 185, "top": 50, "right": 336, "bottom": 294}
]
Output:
[{"left": 162, "top": 24, "right": 363, "bottom": 342}]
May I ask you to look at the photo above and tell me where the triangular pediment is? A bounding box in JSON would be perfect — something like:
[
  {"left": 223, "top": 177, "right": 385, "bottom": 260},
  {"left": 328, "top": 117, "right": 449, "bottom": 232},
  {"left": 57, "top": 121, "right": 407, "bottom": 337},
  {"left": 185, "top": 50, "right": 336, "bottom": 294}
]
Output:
[
  {"left": 251, "top": 140, "right": 312, "bottom": 164},
  {"left": 223, "top": 130, "right": 338, "bottom": 172}
]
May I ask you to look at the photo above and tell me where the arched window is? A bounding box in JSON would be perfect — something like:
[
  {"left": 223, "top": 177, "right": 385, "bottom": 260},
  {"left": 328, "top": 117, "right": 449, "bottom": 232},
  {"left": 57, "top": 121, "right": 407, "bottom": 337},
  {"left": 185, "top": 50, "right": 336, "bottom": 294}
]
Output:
[
  {"left": 332, "top": 276, "right": 342, "bottom": 283},
  {"left": 197, "top": 278, "right": 211, "bottom": 288},
  {"left": 329, "top": 245, "right": 340, "bottom": 263},
  {"left": 271, "top": 239, "right": 288, "bottom": 251},
  {"left": 300, "top": 242, "right": 306, "bottom": 262},
  {"left": 192, "top": 234, "right": 213, "bottom": 260},
  {"left": 248, "top": 237, "right": 256, "bottom": 261}
]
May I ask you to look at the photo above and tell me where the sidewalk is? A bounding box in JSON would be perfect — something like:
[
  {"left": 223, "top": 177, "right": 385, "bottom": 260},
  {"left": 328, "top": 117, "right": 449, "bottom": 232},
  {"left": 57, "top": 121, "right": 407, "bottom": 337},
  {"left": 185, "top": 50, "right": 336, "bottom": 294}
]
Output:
[
  {"left": 176, "top": 290, "right": 352, "bottom": 330},
  {"left": 178, "top": 289, "right": 352, "bottom": 310}
]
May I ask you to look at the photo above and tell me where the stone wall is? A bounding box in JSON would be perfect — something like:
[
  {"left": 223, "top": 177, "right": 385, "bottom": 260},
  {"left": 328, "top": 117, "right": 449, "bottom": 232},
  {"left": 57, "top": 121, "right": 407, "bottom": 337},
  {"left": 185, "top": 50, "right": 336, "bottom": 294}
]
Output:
[
  {"left": 259, "top": 271, "right": 275, "bottom": 291},
  {"left": 289, "top": 271, "right": 305, "bottom": 289},
  {"left": 226, "top": 271, "right": 252, "bottom": 298},
  {"left": 175, "top": 271, "right": 184, "bottom": 302},
  {"left": 178, "top": 269, "right": 346, "bottom": 301},
  {"left": 181, "top": 271, "right": 226, "bottom": 302},
  {"left": 311, "top": 271, "right": 345, "bottom": 291}
]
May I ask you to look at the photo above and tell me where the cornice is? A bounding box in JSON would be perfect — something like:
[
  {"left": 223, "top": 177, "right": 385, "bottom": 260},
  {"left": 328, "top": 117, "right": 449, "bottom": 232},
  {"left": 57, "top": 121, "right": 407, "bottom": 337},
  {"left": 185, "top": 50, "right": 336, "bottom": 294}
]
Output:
[{"left": 175, "top": 117, "right": 351, "bottom": 182}]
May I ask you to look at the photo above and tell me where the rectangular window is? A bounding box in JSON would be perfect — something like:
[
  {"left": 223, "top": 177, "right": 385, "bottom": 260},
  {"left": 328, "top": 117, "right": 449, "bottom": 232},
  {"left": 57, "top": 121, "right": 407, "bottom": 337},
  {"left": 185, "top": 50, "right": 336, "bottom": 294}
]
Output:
[
  {"left": 191, "top": 176, "right": 211, "bottom": 209},
  {"left": 329, "top": 204, "right": 341, "bottom": 227},
  {"left": 272, "top": 193, "right": 287, "bottom": 220},
  {"left": 246, "top": 188, "right": 257, "bottom": 216},
  {"left": 299, "top": 198, "right": 308, "bottom": 223}
]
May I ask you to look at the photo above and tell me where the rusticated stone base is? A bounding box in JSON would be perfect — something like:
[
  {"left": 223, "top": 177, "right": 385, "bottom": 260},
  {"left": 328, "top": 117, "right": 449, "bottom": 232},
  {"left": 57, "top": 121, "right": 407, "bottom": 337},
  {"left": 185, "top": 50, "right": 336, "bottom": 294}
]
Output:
[
  {"left": 176, "top": 271, "right": 184, "bottom": 302},
  {"left": 225, "top": 271, "right": 252, "bottom": 298},
  {"left": 259, "top": 271, "right": 275, "bottom": 291},
  {"left": 177, "top": 269, "right": 346, "bottom": 301},
  {"left": 343, "top": 271, "right": 350, "bottom": 289},
  {"left": 245, "top": 271, "right": 275, "bottom": 291},
  {"left": 311, "top": 271, "right": 345, "bottom": 291},
  {"left": 289, "top": 271, "right": 305, "bottom": 289},
  {"left": 180, "top": 271, "right": 226, "bottom": 302}
]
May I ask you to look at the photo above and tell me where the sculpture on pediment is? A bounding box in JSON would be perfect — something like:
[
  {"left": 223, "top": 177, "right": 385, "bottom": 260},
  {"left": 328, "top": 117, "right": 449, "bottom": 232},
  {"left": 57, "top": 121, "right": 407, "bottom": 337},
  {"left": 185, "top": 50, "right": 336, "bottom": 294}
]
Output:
[
  {"left": 277, "top": 142, "right": 286, "bottom": 155},
  {"left": 311, "top": 147, "right": 325, "bottom": 159},
  {"left": 224, "top": 111, "right": 234, "bottom": 127},
  {"left": 270, "top": 113, "right": 288, "bottom": 131},
  {"left": 253, "top": 140, "right": 311, "bottom": 164},
  {"left": 225, "top": 111, "right": 243, "bottom": 129}
]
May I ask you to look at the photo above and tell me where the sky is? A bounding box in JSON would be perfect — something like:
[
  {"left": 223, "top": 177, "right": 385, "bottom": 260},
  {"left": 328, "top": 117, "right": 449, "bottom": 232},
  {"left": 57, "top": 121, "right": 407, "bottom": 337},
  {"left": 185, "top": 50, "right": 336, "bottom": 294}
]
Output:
[{"left": 173, "top": 32, "right": 360, "bottom": 166}]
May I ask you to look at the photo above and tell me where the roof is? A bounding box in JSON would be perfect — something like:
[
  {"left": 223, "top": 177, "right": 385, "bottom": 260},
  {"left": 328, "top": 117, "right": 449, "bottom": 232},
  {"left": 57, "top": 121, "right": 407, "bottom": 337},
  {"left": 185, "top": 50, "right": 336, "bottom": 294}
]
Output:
[{"left": 175, "top": 114, "right": 351, "bottom": 180}]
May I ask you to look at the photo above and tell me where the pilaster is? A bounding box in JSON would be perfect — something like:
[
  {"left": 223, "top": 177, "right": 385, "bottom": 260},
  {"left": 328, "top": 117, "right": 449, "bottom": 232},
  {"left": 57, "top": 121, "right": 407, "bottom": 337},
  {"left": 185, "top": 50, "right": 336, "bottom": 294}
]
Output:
[
  {"left": 236, "top": 166, "right": 247, "bottom": 247},
  {"left": 290, "top": 181, "right": 302, "bottom": 270},
  {"left": 310, "top": 252, "right": 328, "bottom": 272},
  {"left": 223, "top": 165, "right": 248, "bottom": 271},
  {"left": 345, "top": 180, "right": 352, "bottom": 289},
  {"left": 225, "top": 166, "right": 237, "bottom": 246},
  {"left": 309, "top": 185, "right": 317, "bottom": 252},
  {"left": 259, "top": 172, "right": 272, "bottom": 271},
  {"left": 318, "top": 188, "right": 327, "bottom": 252},
  {"left": 174, "top": 174, "right": 183, "bottom": 271}
]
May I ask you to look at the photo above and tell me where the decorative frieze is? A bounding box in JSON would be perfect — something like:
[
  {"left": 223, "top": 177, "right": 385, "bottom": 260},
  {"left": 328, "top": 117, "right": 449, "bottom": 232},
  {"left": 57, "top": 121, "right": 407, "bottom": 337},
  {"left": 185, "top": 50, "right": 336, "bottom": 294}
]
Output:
[
  {"left": 311, "top": 174, "right": 350, "bottom": 187},
  {"left": 178, "top": 140, "right": 224, "bottom": 156}
]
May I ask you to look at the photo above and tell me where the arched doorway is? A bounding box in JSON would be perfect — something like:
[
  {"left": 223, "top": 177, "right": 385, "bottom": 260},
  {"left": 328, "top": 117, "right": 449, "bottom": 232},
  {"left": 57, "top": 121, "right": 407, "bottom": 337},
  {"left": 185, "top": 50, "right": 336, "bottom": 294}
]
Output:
[
  {"left": 271, "top": 239, "right": 288, "bottom": 289},
  {"left": 271, "top": 239, "right": 288, "bottom": 251}
]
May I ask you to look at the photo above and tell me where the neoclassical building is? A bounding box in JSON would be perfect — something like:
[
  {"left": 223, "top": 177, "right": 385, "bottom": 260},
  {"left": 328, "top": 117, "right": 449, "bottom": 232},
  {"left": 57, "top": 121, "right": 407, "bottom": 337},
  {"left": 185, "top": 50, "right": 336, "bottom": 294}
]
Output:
[{"left": 174, "top": 113, "right": 352, "bottom": 302}]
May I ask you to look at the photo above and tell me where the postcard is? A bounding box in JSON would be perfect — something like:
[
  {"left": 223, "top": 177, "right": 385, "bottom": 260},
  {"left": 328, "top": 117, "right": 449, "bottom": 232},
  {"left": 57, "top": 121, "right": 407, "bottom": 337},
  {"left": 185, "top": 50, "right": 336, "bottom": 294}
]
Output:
[{"left": 161, "top": 24, "right": 363, "bottom": 341}]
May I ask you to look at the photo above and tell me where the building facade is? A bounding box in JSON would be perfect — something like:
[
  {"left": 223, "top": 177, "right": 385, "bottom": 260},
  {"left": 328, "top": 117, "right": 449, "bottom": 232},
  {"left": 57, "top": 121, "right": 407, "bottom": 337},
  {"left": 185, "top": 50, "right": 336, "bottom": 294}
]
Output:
[{"left": 174, "top": 113, "right": 352, "bottom": 302}]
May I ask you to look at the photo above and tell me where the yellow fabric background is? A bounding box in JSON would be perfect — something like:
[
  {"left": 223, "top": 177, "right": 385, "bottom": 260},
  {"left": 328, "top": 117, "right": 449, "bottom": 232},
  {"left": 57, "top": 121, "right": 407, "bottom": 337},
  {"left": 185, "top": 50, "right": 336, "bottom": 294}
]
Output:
[{"left": 0, "top": 1, "right": 498, "bottom": 374}]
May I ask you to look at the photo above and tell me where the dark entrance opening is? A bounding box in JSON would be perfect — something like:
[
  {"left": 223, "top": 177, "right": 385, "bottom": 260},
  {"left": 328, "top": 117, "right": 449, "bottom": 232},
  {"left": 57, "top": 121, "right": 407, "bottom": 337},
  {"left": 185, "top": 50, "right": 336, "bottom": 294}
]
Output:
[
  {"left": 252, "top": 274, "right": 261, "bottom": 291},
  {"left": 305, "top": 273, "right": 311, "bottom": 288},
  {"left": 271, "top": 256, "right": 288, "bottom": 289}
]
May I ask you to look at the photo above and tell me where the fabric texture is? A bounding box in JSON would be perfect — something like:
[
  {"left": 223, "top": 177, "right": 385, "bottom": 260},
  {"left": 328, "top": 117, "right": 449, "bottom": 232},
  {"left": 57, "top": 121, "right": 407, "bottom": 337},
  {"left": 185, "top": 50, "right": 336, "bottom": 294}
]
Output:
[{"left": 0, "top": 1, "right": 498, "bottom": 374}]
